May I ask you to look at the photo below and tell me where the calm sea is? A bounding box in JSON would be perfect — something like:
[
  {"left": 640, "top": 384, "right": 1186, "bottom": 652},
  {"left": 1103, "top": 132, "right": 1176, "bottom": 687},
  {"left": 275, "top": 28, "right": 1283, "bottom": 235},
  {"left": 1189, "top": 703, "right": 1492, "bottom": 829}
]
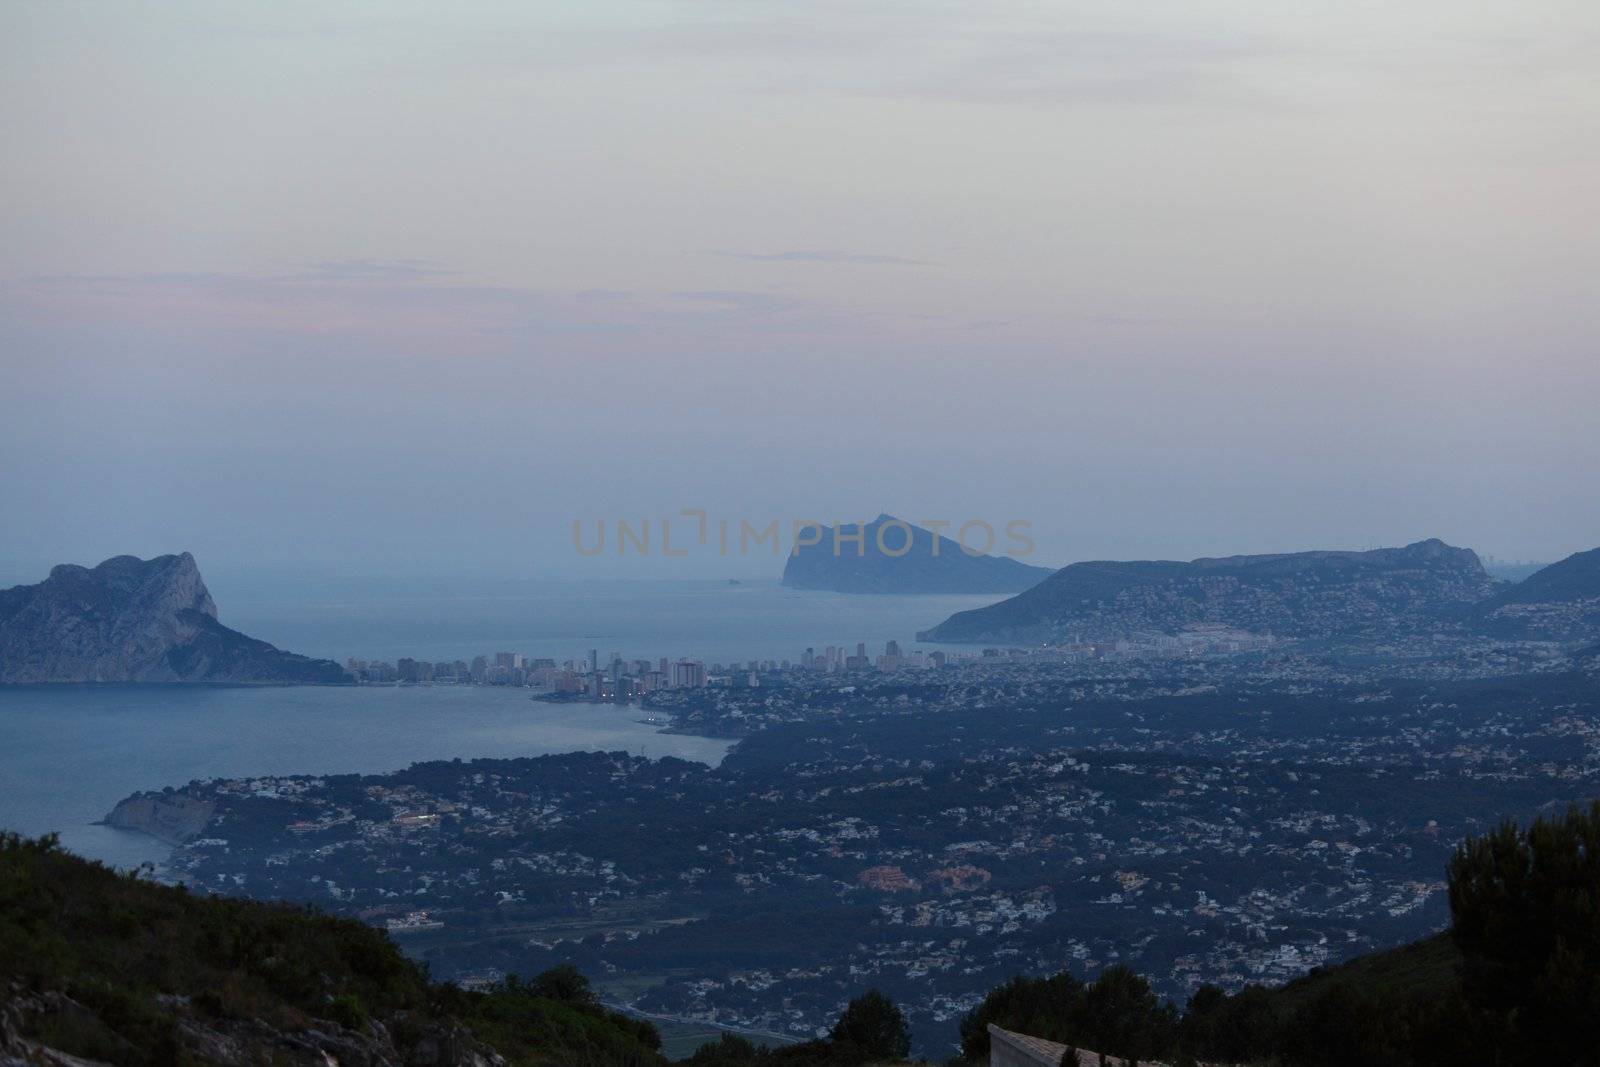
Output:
[
  {"left": 0, "top": 685, "right": 735, "bottom": 869},
  {"left": 0, "top": 581, "right": 1004, "bottom": 868},
  {"left": 210, "top": 577, "right": 1003, "bottom": 665}
]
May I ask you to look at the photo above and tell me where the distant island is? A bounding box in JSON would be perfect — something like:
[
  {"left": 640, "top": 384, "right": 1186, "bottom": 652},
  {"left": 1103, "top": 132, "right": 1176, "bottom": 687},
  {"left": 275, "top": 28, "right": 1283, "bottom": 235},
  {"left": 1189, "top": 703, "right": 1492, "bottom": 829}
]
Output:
[
  {"left": 920, "top": 538, "right": 1600, "bottom": 645},
  {"left": 781, "top": 514, "right": 1054, "bottom": 594},
  {"left": 0, "top": 552, "right": 348, "bottom": 683}
]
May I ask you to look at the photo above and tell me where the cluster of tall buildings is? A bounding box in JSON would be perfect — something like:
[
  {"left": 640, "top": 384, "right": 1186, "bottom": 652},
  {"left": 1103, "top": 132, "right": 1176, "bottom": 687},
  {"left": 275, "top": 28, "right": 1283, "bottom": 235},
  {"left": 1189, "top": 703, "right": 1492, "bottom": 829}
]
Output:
[
  {"left": 344, "top": 653, "right": 560, "bottom": 685},
  {"left": 559, "top": 651, "right": 712, "bottom": 702},
  {"left": 343, "top": 639, "right": 946, "bottom": 691},
  {"left": 346, "top": 649, "right": 730, "bottom": 697},
  {"left": 798, "top": 640, "right": 945, "bottom": 673}
]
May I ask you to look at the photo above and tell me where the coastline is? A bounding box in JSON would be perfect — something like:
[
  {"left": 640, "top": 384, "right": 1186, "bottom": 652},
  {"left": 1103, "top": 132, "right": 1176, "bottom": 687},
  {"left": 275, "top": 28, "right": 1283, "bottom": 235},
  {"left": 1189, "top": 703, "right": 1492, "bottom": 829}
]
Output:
[
  {"left": 0, "top": 680, "right": 354, "bottom": 689},
  {"left": 2, "top": 685, "right": 735, "bottom": 871},
  {"left": 99, "top": 792, "right": 216, "bottom": 847},
  {"left": 88, "top": 698, "right": 737, "bottom": 848}
]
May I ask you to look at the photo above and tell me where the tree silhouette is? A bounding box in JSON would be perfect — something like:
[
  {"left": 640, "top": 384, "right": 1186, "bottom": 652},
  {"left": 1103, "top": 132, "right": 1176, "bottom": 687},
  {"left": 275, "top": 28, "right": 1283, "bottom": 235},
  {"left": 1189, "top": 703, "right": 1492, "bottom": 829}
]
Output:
[
  {"left": 527, "top": 963, "right": 596, "bottom": 1006},
  {"left": 1449, "top": 801, "right": 1600, "bottom": 1063},
  {"left": 830, "top": 989, "right": 911, "bottom": 1061}
]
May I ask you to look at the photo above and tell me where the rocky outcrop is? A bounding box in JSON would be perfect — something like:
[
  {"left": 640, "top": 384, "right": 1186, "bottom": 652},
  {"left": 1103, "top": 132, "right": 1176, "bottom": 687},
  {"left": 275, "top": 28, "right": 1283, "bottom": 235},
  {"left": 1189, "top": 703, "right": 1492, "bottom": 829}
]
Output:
[
  {"left": 102, "top": 793, "right": 216, "bottom": 845},
  {"left": 782, "top": 514, "right": 1053, "bottom": 594},
  {"left": 0, "top": 553, "right": 347, "bottom": 683}
]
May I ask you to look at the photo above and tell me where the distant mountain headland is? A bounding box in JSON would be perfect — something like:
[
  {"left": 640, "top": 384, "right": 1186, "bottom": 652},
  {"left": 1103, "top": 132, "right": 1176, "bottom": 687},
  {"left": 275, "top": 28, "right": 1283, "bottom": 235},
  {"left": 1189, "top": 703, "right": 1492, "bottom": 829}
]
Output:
[
  {"left": 919, "top": 538, "right": 1510, "bottom": 645},
  {"left": 782, "top": 514, "right": 1054, "bottom": 594},
  {"left": 0, "top": 552, "right": 347, "bottom": 683}
]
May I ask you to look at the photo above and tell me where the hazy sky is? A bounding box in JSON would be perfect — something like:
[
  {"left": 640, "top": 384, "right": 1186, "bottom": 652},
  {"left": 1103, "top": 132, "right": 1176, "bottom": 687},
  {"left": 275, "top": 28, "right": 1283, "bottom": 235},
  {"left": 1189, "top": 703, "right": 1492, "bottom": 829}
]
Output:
[{"left": 2, "top": 0, "right": 1597, "bottom": 581}]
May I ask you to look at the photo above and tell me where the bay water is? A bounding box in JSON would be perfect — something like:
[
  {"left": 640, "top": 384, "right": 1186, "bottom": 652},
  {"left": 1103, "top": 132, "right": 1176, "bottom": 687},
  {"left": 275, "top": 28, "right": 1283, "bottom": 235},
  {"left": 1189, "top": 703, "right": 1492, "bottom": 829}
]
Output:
[{"left": 0, "top": 580, "right": 1003, "bottom": 867}]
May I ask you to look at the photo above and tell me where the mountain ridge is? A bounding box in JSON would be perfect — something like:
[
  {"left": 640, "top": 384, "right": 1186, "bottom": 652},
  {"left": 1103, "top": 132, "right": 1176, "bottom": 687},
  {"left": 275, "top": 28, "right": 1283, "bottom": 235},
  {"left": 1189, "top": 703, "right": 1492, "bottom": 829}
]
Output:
[
  {"left": 1475, "top": 546, "right": 1600, "bottom": 640},
  {"left": 919, "top": 538, "right": 1502, "bottom": 644}
]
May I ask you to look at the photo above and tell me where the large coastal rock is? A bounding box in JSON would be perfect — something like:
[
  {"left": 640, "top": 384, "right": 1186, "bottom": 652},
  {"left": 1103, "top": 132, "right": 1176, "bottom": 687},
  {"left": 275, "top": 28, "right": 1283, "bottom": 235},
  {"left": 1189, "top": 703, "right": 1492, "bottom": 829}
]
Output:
[
  {"left": 0, "top": 553, "right": 347, "bottom": 683},
  {"left": 919, "top": 538, "right": 1500, "bottom": 644},
  {"left": 782, "top": 514, "right": 1054, "bottom": 594},
  {"left": 103, "top": 792, "right": 217, "bottom": 844}
]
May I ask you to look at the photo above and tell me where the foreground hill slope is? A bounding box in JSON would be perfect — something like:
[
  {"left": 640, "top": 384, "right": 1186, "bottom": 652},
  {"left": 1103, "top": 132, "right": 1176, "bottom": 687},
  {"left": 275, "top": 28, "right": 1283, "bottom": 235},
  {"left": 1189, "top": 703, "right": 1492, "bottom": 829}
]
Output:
[
  {"left": 782, "top": 515, "right": 1053, "bottom": 594},
  {"left": 961, "top": 802, "right": 1600, "bottom": 1067},
  {"left": 0, "top": 553, "right": 346, "bottom": 683},
  {"left": 920, "top": 538, "right": 1498, "bottom": 644},
  {"left": 0, "top": 832, "right": 667, "bottom": 1066}
]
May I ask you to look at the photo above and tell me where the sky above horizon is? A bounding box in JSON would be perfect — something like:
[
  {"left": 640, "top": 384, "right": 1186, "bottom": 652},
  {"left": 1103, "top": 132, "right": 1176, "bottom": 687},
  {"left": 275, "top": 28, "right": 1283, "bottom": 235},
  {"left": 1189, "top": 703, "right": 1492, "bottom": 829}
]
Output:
[{"left": 2, "top": 1, "right": 1597, "bottom": 581}]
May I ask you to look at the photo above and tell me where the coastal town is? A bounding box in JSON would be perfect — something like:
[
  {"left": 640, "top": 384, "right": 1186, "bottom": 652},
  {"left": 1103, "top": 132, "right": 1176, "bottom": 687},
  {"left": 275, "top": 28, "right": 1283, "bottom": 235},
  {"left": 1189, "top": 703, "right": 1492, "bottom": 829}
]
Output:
[
  {"left": 84, "top": 537, "right": 1600, "bottom": 1052},
  {"left": 123, "top": 651, "right": 1600, "bottom": 1050},
  {"left": 339, "top": 625, "right": 1277, "bottom": 693}
]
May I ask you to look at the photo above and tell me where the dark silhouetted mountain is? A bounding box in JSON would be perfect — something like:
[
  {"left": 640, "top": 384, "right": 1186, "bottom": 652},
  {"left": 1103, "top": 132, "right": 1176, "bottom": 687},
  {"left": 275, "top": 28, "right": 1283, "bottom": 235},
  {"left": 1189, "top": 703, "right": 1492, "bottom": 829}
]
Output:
[
  {"left": 919, "top": 538, "right": 1497, "bottom": 644},
  {"left": 781, "top": 514, "right": 1053, "bottom": 594},
  {"left": 1477, "top": 546, "right": 1600, "bottom": 640},
  {"left": 0, "top": 553, "right": 347, "bottom": 683}
]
